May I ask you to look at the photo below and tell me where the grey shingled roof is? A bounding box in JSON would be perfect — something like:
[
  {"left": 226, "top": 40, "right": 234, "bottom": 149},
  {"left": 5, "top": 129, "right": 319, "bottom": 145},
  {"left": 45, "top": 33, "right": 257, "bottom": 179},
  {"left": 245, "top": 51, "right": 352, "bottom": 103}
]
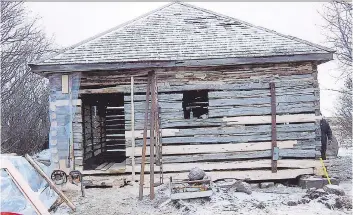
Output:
[{"left": 36, "top": 2, "right": 332, "bottom": 66}]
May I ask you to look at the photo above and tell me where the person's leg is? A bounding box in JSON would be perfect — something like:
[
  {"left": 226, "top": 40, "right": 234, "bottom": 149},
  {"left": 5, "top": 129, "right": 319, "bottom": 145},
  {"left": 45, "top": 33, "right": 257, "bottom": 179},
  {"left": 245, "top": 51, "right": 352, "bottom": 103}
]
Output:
[{"left": 321, "top": 138, "right": 327, "bottom": 160}]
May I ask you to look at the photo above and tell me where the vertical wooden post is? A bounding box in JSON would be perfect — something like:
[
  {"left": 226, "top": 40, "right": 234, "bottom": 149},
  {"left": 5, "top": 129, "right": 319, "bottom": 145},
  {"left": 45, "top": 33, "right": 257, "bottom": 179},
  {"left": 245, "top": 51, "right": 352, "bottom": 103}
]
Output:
[
  {"left": 130, "top": 76, "right": 135, "bottom": 182},
  {"left": 68, "top": 75, "right": 74, "bottom": 170},
  {"left": 270, "top": 82, "right": 278, "bottom": 173},
  {"left": 139, "top": 73, "right": 152, "bottom": 200},
  {"left": 149, "top": 71, "right": 156, "bottom": 200}
]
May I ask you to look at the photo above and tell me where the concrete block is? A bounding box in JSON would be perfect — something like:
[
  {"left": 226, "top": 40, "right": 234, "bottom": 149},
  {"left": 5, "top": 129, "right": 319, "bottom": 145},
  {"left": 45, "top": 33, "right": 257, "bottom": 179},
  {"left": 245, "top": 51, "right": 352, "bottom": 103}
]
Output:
[
  {"left": 322, "top": 177, "right": 339, "bottom": 186},
  {"left": 299, "top": 177, "right": 324, "bottom": 189}
]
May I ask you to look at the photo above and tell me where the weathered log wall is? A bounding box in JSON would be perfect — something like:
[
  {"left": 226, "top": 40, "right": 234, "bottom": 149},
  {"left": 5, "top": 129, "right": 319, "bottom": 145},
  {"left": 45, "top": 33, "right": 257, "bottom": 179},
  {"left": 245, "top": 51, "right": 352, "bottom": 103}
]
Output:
[{"left": 55, "top": 62, "right": 322, "bottom": 178}]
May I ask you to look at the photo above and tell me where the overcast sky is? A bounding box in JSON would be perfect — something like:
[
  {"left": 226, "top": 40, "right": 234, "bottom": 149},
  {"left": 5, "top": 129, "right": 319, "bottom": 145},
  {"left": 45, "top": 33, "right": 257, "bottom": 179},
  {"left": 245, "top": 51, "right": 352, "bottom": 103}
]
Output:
[{"left": 26, "top": 2, "right": 342, "bottom": 116}]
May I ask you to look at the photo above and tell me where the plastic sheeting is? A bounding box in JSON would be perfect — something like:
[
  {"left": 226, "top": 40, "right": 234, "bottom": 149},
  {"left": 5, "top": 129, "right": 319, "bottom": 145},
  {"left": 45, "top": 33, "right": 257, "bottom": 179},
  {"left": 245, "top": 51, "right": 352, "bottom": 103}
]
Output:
[{"left": 0, "top": 156, "right": 57, "bottom": 214}]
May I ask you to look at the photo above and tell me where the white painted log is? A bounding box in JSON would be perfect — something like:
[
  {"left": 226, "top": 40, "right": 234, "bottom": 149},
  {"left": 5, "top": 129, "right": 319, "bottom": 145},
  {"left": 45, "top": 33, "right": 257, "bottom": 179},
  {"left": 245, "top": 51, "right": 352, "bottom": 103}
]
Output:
[
  {"left": 224, "top": 114, "right": 322, "bottom": 125},
  {"left": 125, "top": 159, "right": 321, "bottom": 173},
  {"left": 140, "top": 168, "right": 315, "bottom": 181},
  {"left": 126, "top": 140, "right": 297, "bottom": 157}
]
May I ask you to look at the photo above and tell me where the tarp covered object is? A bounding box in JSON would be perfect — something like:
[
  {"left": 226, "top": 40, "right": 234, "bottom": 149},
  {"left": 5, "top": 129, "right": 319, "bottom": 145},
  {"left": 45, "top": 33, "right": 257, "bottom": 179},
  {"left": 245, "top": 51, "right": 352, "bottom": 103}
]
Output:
[{"left": 0, "top": 155, "right": 57, "bottom": 214}]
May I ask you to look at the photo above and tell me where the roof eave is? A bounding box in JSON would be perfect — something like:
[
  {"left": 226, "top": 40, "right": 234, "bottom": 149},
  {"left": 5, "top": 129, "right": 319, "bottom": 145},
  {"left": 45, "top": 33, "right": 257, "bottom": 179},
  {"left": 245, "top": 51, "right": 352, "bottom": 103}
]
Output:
[{"left": 29, "top": 52, "right": 334, "bottom": 74}]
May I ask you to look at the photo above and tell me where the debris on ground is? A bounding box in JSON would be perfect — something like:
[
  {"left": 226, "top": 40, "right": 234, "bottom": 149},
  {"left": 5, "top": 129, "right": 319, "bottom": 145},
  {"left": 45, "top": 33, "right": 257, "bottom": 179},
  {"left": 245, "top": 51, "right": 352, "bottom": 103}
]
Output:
[
  {"left": 323, "top": 185, "right": 345, "bottom": 196},
  {"left": 260, "top": 182, "right": 275, "bottom": 189},
  {"left": 232, "top": 180, "right": 252, "bottom": 195}
]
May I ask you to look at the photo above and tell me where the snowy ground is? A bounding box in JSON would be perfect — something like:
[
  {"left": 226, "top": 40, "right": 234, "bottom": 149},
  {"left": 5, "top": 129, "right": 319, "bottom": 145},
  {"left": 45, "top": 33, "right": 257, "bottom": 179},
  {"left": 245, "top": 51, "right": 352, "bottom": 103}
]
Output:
[
  {"left": 51, "top": 147, "right": 353, "bottom": 215},
  {"left": 54, "top": 179, "right": 352, "bottom": 215},
  {"left": 53, "top": 146, "right": 352, "bottom": 215}
]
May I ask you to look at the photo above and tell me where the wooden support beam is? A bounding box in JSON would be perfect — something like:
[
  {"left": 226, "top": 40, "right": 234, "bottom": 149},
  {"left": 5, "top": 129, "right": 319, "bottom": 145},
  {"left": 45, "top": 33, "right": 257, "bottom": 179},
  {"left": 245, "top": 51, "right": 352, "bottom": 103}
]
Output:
[
  {"left": 1, "top": 160, "right": 50, "bottom": 215},
  {"left": 270, "top": 82, "right": 278, "bottom": 173},
  {"left": 25, "top": 155, "right": 76, "bottom": 211},
  {"left": 131, "top": 76, "right": 135, "bottom": 181},
  {"left": 149, "top": 71, "right": 156, "bottom": 200},
  {"left": 139, "top": 74, "right": 151, "bottom": 200}
]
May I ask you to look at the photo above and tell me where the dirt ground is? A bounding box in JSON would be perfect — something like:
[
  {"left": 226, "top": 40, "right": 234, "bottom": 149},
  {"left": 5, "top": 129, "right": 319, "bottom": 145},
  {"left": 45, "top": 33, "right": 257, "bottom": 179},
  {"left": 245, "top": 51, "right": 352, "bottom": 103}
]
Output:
[{"left": 54, "top": 148, "right": 352, "bottom": 215}]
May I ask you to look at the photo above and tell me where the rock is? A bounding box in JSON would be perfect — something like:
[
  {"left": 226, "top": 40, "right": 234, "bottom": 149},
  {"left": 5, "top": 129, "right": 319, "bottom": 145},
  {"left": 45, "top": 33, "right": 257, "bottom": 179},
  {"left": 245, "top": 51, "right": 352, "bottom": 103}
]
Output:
[
  {"left": 260, "top": 182, "right": 274, "bottom": 188},
  {"left": 287, "top": 201, "right": 298, "bottom": 206},
  {"left": 275, "top": 183, "right": 285, "bottom": 188},
  {"left": 203, "top": 175, "right": 211, "bottom": 181},
  {"left": 250, "top": 183, "right": 260, "bottom": 189},
  {"left": 335, "top": 196, "right": 352, "bottom": 209},
  {"left": 255, "top": 201, "right": 266, "bottom": 209},
  {"left": 234, "top": 181, "right": 252, "bottom": 195},
  {"left": 323, "top": 185, "right": 345, "bottom": 196},
  {"left": 298, "top": 198, "right": 311, "bottom": 204},
  {"left": 188, "top": 167, "right": 205, "bottom": 181},
  {"left": 304, "top": 188, "right": 327, "bottom": 200}
]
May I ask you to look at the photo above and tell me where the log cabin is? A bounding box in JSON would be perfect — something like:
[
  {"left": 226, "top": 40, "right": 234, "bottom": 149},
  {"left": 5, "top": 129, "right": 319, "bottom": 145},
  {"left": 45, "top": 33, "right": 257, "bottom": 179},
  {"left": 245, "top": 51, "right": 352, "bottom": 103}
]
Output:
[{"left": 29, "top": 2, "right": 334, "bottom": 181}]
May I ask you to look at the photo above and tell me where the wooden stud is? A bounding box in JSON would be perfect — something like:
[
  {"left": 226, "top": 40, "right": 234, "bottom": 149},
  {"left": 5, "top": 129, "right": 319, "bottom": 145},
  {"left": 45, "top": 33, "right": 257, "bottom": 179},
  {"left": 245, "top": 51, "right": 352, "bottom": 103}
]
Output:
[
  {"left": 149, "top": 71, "right": 156, "bottom": 200},
  {"left": 270, "top": 82, "right": 278, "bottom": 173},
  {"left": 139, "top": 73, "right": 151, "bottom": 200},
  {"left": 131, "top": 76, "right": 136, "bottom": 181}
]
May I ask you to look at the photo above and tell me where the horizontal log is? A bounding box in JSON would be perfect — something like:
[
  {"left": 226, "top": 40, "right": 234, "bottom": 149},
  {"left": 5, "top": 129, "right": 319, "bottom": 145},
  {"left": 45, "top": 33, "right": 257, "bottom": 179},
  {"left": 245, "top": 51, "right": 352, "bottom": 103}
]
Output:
[
  {"left": 125, "top": 123, "right": 316, "bottom": 140},
  {"left": 224, "top": 114, "right": 321, "bottom": 125},
  {"left": 209, "top": 95, "right": 317, "bottom": 107},
  {"left": 126, "top": 149, "right": 319, "bottom": 164},
  {"left": 130, "top": 131, "right": 315, "bottom": 146},
  {"left": 208, "top": 102, "right": 317, "bottom": 117},
  {"left": 80, "top": 79, "right": 316, "bottom": 94},
  {"left": 126, "top": 140, "right": 297, "bottom": 157},
  {"left": 125, "top": 159, "right": 321, "bottom": 173},
  {"left": 124, "top": 93, "right": 183, "bottom": 102},
  {"left": 208, "top": 88, "right": 317, "bottom": 99}
]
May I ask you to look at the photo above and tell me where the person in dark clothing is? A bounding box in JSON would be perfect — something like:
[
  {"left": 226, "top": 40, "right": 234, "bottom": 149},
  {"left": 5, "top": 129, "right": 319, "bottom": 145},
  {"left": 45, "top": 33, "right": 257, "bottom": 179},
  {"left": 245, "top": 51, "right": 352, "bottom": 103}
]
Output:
[{"left": 320, "top": 118, "right": 333, "bottom": 160}]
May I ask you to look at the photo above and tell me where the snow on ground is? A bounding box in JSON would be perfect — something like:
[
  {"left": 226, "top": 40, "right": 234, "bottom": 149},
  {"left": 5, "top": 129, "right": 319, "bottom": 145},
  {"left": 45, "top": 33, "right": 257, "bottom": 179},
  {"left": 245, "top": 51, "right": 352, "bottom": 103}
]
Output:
[
  {"left": 52, "top": 147, "right": 352, "bottom": 215},
  {"left": 54, "top": 178, "right": 352, "bottom": 215}
]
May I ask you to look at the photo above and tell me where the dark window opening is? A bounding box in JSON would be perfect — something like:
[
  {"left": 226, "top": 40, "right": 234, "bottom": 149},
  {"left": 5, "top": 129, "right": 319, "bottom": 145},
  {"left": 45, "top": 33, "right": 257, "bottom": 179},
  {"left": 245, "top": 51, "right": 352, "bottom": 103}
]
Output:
[{"left": 182, "top": 90, "right": 209, "bottom": 119}]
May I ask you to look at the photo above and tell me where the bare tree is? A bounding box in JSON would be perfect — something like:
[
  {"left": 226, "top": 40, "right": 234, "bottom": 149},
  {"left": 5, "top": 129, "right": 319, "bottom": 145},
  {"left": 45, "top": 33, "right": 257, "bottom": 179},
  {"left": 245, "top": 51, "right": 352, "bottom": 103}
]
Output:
[
  {"left": 322, "top": 1, "right": 352, "bottom": 144},
  {"left": 1, "top": 2, "right": 52, "bottom": 154}
]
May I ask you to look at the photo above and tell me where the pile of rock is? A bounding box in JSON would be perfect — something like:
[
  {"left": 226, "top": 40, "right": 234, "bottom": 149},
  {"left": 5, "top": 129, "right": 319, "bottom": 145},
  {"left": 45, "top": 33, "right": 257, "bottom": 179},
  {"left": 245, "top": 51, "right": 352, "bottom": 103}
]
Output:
[{"left": 284, "top": 185, "right": 352, "bottom": 210}]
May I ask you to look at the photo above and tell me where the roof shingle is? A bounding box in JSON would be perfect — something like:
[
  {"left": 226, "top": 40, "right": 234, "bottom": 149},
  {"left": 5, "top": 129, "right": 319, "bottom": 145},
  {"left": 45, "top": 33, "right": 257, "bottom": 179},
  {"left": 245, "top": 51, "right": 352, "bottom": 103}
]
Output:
[{"left": 36, "top": 2, "right": 332, "bottom": 66}]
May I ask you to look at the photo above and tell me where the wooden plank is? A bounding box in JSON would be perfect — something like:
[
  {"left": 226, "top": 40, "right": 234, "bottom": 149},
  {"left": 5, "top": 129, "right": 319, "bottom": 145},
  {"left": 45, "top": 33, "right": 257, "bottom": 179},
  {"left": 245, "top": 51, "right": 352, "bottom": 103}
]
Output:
[
  {"left": 95, "top": 162, "right": 109, "bottom": 170},
  {"left": 149, "top": 71, "right": 156, "bottom": 200},
  {"left": 25, "top": 155, "right": 76, "bottom": 211},
  {"left": 61, "top": 74, "right": 69, "bottom": 94},
  {"left": 131, "top": 76, "right": 136, "bottom": 181},
  {"left": 1, "top": 160, "right": 50, "bottom": 215},
  {"left": 139, "top": 73, "right": 151, "bottom": 200},
  {"left": 126, "top": 159, "right": 321, "bottom": 173},
  {"left": 126, "top": 140, "right": 297, "bottom": 157},
  {"left": 270, "top": 82, "right": 278, "bottom": 173},
  {"left": 101, "top": 162, "right": 115, "bottom": 171}
]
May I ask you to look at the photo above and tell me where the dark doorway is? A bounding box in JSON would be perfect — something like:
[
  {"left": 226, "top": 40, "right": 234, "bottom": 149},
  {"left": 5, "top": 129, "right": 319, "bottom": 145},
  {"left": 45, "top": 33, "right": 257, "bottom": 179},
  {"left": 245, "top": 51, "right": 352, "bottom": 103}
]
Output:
[{"left": 81, "top": 93, "right": 125, "bottom": 170}]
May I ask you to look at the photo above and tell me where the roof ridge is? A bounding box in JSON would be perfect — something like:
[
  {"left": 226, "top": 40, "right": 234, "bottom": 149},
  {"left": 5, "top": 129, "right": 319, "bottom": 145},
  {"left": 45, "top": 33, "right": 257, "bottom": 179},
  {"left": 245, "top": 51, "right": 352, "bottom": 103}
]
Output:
[
  {"left": 178, "top": 2, "right": 334, "bottom": 53},
  {"left": 34, "top": 2, "right": 178, "bottom": 64}
]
